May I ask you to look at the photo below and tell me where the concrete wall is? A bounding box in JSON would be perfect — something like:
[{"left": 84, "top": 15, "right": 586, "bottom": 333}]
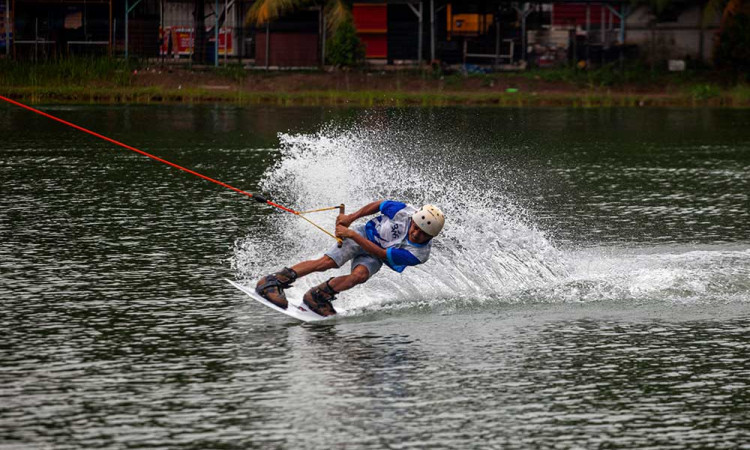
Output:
[{"left": 625, "top": 5, "right": 719, "bottom": 62}]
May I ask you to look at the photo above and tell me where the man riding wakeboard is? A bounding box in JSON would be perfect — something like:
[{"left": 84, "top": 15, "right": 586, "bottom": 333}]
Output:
[{"left": 255, "top": 200, "right": 445, "bottom": 317}]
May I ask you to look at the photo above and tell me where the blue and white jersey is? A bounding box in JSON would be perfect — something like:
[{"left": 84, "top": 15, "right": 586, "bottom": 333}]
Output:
[{"left": 364, "top": 200, "right": 432, "bottom": 273}]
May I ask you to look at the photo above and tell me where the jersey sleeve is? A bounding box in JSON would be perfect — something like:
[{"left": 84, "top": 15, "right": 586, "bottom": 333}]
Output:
[
  {"left": 379, "top": 200, "right": 407, "bottom": 220},
  {"left": 386, "top": 248, "right": 421, "bottom": 273}
]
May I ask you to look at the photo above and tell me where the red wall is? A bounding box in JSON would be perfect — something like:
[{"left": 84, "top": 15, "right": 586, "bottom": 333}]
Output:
[
  {"left": 353, "top": 5, "right": 387, "bottom": 32},
  {"left": 360, "top": 35, "right": 387, "bottom": 58},
  {"left": 255, "top": 32, "right": 320, "bottom": 67},
  {"left": 353, "top": 4, "right": 387, "bottom": 59}
]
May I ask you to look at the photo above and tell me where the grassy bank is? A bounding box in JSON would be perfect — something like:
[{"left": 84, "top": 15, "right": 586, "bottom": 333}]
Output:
[
  {"left": 1, "top": 58, "right": 748, "bottom": 107},
  {"left": 5, "top": 85, "right": 750, "bottom": 107}
]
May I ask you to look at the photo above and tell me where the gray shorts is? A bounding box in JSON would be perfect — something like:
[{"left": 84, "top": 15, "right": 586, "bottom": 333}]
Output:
[{"left": 324, "top": 224, "right": 383, "bottom": 277}]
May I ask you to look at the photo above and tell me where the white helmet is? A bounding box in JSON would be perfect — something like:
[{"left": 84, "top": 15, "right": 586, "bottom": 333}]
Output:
[{"left": 412, "top": 204, "right": 445, "bottom": 237}]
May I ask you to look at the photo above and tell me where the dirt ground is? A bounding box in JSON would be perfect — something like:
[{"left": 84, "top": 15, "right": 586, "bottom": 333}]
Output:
[{"left": 129, "top": 65, "right": 662, "bottom": 96}]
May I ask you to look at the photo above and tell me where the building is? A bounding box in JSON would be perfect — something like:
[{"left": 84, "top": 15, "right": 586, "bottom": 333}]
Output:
[
  {"left": 3, "top": 0, "right": 114, "bottom": 60},
  {"left": 1, "top": 0, "right": 720, "bottom": 67}
]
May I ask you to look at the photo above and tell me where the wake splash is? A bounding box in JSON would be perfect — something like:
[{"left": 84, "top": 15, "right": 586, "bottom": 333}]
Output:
[
  {"left": 232, "top": 120, "right": 750, "bottom": 313},
  {"left": 520, "top": 246, "right": 750, "bottom": 305}
]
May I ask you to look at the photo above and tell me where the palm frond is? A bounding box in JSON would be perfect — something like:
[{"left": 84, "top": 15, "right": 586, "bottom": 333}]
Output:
[
  {"left": 324, "top": 0, "right": 352, "bottom": 32},
  {"left": 245, "top": 0, "right": 301, "bottom": 26}
]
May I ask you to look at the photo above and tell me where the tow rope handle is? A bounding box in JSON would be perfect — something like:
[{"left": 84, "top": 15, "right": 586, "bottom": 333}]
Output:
[
  {"left": 337, "top": 204, "right": 345, "bottom": 248},
  {"left": 255, "top": 194, "right": 345, "bottom": 245}
]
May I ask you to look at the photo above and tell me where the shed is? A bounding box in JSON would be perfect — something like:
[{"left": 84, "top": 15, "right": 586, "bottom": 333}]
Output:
[{"left": 8, "top": 0, "right": 113, "bottom": 59}]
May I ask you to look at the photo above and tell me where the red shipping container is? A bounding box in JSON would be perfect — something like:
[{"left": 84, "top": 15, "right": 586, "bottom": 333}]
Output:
[{"left": 353, "top": 3, "right": 387, "bottom": 59}]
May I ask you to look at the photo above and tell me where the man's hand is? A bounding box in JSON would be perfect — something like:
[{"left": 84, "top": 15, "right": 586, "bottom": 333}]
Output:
[
  {"left": 336, "top": 213, "right": 354, "bottom": 228},
  {"left": 335, "top": 223, "right": 387, "bottom": 260},
  {"left": 336, "top": 224, "right": 355, "bottom": 240},
  {"left": 336, "top": 201, "right": 382, "bottom": 228}
]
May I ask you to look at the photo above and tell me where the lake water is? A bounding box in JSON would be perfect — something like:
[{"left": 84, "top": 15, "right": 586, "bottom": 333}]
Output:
[{"left": 1, "top": 105, "right": 749, "bottom": 449}]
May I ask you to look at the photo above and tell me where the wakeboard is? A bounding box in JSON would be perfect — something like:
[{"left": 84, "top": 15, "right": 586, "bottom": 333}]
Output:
[{"left": 226, "top": 279, "right": 338, "bottom": 323}]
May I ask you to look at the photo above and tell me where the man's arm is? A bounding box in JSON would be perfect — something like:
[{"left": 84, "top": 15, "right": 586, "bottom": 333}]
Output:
[
  {"left": 335, "top": 200, "right": 387, "bottom": 260},
  {"left": 336, "top": 224, "right": 387, "bottom": 260},
  {"left": 337, "top": 200, "right": 383, "bottom": 227}
]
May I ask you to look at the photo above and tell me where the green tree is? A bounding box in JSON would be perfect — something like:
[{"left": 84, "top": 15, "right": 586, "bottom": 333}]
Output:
[{"left": 325, "top": 18, "right": 364, "bottom": 66}]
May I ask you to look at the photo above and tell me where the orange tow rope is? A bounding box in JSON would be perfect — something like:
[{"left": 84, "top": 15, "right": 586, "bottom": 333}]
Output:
[{"left": 1, "top": 95, "right": 342, "bottom": 243}]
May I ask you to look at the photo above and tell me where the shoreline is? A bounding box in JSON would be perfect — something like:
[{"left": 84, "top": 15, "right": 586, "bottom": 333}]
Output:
[
  {"left": 3, "top": 86, "right": 748, "bottom": 108},
  {"left": 2, "top": 64, "right": 748, "bottom": 108}
]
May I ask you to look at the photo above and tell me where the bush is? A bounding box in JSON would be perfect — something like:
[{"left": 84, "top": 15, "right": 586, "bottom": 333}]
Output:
[
  {"left": 690, "top": 83, "right": 721, "bottom": 100},
  {"left": 325, "top": 19, "right": 365, "bottom": 67}
]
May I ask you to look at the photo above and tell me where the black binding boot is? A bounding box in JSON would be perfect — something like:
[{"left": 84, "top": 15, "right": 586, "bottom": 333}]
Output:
[
  {"left": 255, "top": 267, "right": 297, "bottom": 309},
  {"left": 302, "top": 278, "right": 338, "bottom": 317}
]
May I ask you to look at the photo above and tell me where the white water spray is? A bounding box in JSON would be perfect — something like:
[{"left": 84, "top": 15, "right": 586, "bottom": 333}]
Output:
[
  {"left": 232, "top": 120, "right": 569, "bottom": 313},
  {"left": 232, "top": 119, "right": 750, "bottom": 312}
]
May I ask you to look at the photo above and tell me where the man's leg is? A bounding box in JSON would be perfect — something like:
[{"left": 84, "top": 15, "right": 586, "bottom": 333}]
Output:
[
  {"left": 328, "top": 264, "right": 370, "bottom": 293},
  {"left": 259, "top": 232, "right": 363, "bottom": 313},
  {"left": 290, "top": 255, "right": 338, "bottom": 278}
]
